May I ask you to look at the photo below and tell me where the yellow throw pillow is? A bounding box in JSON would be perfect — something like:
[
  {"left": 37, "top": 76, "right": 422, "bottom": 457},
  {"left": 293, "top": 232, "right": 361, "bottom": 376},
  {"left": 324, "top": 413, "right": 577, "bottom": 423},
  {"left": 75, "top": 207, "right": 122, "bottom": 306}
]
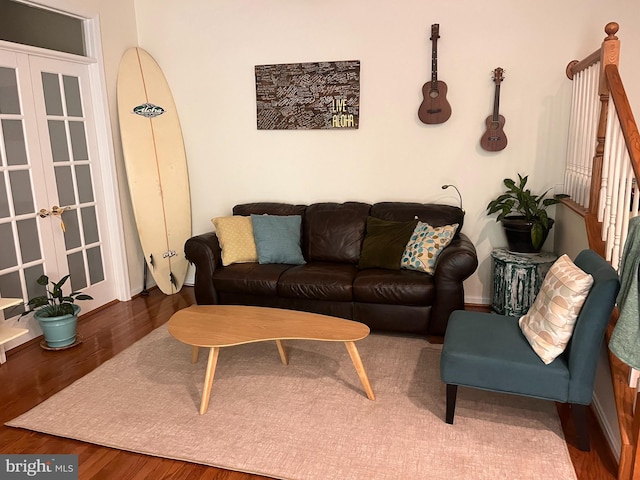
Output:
[
  {"left": 211, "top": 216, "right": 258, "bottom": 266},
  {"left": 518, "top": 254, "right": 594, "bottom": 364}
]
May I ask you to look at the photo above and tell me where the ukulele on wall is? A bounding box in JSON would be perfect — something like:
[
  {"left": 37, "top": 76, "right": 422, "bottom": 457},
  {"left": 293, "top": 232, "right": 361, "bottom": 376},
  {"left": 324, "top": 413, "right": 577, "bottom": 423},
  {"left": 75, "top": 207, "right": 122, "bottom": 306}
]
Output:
[
  {"left": 480, "top": 67, "right": 507, "bottom": 152},
  {"left": 418, "top": 24, "right": 451, "bottom": 125}
]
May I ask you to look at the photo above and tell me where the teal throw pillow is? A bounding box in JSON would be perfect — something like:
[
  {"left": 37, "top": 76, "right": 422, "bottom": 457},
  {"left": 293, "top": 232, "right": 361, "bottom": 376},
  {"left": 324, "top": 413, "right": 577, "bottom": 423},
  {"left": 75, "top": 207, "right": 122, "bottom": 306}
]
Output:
[
  {"left": 358, "top": 217, "right": 418, "bottom": 270},
  {"left": 401, "top": 222, "right": 458, "bottom": 274},
  {"left": 251, "top": 214, "right": 306, "bottom": 265}
]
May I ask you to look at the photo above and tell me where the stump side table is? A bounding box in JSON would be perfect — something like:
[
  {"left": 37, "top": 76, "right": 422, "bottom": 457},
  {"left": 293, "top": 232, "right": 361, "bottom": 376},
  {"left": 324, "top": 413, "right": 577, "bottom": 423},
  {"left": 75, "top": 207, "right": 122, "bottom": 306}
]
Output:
[{"left": 491, "top": 249, "right": 558, "bottom": 317}]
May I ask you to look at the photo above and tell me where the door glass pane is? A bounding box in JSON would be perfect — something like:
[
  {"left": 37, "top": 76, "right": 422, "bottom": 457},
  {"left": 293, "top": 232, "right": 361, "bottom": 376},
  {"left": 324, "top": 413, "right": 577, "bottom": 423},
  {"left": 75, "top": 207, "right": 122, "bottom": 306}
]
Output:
[
  {"left": 9, "top": 170, "right": 34, "bottom": 214},
  {"left": 0, "top": 270, "right": 24, "bottom": 317},
  {"left": 75, "top": 165, "right": 93, "bottom": 202},
  {"left": 81, "top": 206, "right": 98, "bottom": 244},
  {"left": 2, "top": 119, "right": 27, "bottom": 165},
  {"left": 0, "top": 66, "right": 20, "bottom": 114},
  {"left": 41, "top": 72, "right": 63, "bottom": 116},
  {"left": 63, "top": 75, "right": 82, "bottom": 117},
  {"left": 69, "top": 121, "right": 88, "bottom": 160},
  {"left": 17, "top": 217, "right": 40, "bottom": 263},
  {"left": 67, "top": 251, "right": 86, "bottom": 291},
  {"left": 87, "top": 246, "right": 104, "bottom": 284},
  {"left": 0, "top": 1, "right": 85, "bottom": 56},
  {"left": 62, "top": 209, "right": 80, "bottom": 250},
  {"left": 24, "top": 264, "right": 45, "bottom": 303},
  {"left": 48, "top": 120, "right": 69, "bottom": 161},
  {"left": 54, "top": 165, "right": 75, "bottom": 206},
  {"left": 0, "top": 172, "right": 9, "bottom": 217},
  {"left": 0, "top": 222, "right": 17, "bottom": 269}
]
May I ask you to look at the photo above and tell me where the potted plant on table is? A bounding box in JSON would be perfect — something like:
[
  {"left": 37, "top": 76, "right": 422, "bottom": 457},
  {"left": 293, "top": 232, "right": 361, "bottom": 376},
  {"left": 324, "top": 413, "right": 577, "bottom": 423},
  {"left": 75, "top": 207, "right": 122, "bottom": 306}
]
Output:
[
  {"left": 486, "top": 173, "right": 569, "bottom": 253},
  {"left": 20, "top": 274, "right": 93, "bottom": 349}
]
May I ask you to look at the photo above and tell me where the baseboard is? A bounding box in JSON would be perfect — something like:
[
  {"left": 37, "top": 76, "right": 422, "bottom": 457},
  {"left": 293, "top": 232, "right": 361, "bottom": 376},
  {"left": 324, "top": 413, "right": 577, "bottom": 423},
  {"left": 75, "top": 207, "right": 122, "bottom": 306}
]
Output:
[
  {"left": 593, "top": 390, "right": 621, "bottom": 461},
  {"left": 464, "top": 302, "right": 491, "bottom": 312},
  {"left": 465, "top": 295, "right": 489, "bottom": 305}
]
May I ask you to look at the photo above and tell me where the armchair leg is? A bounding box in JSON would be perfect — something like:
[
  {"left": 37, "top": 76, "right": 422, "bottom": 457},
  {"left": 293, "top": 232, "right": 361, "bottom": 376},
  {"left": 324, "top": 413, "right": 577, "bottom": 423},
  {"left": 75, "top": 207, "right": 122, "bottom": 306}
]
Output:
[
  {"left": 570, "top": 403, "right": 590, "bottom": 451},
  {"left": 446, "top": 384, "right": 458, "bottom": 424}
]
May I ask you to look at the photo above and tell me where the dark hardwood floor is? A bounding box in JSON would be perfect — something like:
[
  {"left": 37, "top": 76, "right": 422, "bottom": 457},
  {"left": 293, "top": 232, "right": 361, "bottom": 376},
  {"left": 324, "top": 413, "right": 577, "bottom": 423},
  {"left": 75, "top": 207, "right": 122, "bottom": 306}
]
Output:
[{"left": 0, "top": 288, "right": 619, "bottom": 479}]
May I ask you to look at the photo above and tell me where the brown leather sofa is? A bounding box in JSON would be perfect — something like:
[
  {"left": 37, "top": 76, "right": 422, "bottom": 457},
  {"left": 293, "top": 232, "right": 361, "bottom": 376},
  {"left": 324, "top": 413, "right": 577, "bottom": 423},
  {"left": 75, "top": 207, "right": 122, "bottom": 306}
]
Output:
[{"left": 184, "top": 201, "right": 478, "bottom": 337}]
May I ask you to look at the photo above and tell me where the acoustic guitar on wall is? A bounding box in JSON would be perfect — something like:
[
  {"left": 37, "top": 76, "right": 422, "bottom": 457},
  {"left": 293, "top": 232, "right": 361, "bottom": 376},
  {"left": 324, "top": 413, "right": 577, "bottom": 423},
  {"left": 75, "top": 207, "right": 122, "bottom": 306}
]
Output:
[
  {"left": 418, "top": 24, "right": 451, "bottom": 125},
  {"left": 480, "top": 67, "right": 507, "bottom": 152}
]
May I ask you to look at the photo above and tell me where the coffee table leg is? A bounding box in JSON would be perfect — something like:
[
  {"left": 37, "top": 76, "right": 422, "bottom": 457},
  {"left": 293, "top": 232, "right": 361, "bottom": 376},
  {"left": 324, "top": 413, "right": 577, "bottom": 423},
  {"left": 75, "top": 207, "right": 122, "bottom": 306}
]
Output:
[
  {"left": 191, "top": 346, "right": 199, "bottom": 363},
  {"left": 200, "top": 347, "right": 220, "bottom": 414},
  {"left": 276, "top": 340, "right": 288, "bottom": 365},
  {"left": 345, "top": 341, "right": 375, "bottom": 401}
]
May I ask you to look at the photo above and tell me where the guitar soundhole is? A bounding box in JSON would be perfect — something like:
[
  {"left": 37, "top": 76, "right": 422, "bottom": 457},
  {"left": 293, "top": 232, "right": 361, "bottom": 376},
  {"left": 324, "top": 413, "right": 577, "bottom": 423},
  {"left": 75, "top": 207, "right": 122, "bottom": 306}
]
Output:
[{"left": 429, "top": 90, "right": 439, "bottom": 99}]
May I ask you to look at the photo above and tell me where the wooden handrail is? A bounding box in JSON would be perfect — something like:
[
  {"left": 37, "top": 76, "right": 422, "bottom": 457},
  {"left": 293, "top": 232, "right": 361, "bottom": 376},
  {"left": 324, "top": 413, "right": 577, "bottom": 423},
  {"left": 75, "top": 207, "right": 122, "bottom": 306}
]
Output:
[
  {"left": 566, "top": 49, "right": 601, "bottom": 79},
  {"left": 605, "top": 64, "right": 640, "bottom": 183}
]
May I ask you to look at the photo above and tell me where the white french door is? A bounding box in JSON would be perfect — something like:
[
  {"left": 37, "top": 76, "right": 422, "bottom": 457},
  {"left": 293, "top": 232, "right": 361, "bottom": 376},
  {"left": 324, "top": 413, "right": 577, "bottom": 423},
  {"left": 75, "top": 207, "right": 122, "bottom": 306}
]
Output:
[{"left": 0, "top": 48, "right": 115, "bottom": 320}]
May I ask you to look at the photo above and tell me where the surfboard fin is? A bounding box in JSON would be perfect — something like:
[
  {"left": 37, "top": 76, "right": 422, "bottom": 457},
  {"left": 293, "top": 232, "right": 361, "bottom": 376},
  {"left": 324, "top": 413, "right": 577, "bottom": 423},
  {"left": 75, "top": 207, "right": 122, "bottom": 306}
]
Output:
[
  {"left": 149, "top": 254, "right": 155, "bottom": 269},
  {"left": 170, "top": 272, "right": 177, "bottom": 288}
]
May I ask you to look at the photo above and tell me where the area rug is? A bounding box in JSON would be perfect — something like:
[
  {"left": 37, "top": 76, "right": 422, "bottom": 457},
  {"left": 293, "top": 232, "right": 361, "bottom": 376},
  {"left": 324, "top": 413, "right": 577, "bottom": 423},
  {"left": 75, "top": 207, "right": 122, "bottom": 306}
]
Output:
[{"left": 7, "top": 326, "right": 577, "bottom": 480}]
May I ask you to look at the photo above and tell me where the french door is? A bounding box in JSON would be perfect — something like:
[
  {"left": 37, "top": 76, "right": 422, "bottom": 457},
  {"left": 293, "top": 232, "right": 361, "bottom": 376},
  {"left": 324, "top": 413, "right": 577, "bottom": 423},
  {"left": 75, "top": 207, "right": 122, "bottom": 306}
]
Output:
[{"left": 0, "top": 48, "right": 115, "bottom": 320}]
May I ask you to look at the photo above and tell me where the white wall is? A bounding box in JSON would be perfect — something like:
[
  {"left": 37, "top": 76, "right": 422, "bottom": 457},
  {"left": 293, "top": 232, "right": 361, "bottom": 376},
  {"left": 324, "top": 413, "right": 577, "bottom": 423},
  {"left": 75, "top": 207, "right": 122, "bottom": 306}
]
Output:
[{"left": 131, "top": 0, "right": 640, "bottom": 303}]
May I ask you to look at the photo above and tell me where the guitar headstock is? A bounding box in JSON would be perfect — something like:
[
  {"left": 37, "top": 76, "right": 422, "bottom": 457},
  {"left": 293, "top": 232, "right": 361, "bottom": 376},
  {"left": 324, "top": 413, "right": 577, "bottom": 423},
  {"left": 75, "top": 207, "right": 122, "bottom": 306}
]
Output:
[
  {"left": 430, "top": 24, "right": 440, "bottom": 41},
  {"left": 492, "top": 67, "right": 505, "bottom": 84}
]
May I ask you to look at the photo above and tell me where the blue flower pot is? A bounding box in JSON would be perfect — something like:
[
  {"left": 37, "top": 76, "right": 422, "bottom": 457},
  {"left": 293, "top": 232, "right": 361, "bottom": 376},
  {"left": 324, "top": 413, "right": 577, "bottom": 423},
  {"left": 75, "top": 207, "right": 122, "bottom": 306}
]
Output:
[{"left": 35, "top": 304, "right": 80, "bottom": 348}]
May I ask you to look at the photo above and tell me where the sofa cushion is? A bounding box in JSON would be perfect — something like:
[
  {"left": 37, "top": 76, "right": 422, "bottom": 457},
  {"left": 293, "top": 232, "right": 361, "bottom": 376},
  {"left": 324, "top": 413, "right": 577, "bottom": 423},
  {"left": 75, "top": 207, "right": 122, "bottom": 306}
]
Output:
[
  {"left": 251, "top": 214, "right": 306, "bottom": 265},
  {"left": 353, "top": 269, "right": 435, "bottom": 305},
  {"left": 303, "top": 202, "right": 371, "bottom": 263},
  {"left": 278, "top": 263, "right": 357, "bottom": 302},
  {"left": 213, "top": 263, "right": 294, "bottom": 296},
  {"left": 371, "top": 202, "right": 465, "bottom": 230},
  {"left": 358, "top": 217, "right": 418, "bottom": 270}
]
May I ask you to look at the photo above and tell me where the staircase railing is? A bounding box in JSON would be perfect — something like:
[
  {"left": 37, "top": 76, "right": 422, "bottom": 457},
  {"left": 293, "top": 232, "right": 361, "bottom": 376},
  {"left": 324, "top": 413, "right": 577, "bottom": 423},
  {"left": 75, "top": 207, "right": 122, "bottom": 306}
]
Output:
[
  {"left": 564, "top": 23, "right": 640, "bottom": 270},
  {"left": 564, "top": 22, "right": 640, "bottom": 480}
]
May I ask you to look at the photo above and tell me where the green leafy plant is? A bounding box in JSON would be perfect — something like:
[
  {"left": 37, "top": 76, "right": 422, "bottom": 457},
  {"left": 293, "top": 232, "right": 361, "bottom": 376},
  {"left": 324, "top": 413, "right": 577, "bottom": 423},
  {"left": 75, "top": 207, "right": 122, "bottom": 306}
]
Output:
[
  {"left": 486, "top": 173, "right": 570, "bottom": 249},
  {"left": 20, "top": 274, "right": 93, "bottom": 319}
]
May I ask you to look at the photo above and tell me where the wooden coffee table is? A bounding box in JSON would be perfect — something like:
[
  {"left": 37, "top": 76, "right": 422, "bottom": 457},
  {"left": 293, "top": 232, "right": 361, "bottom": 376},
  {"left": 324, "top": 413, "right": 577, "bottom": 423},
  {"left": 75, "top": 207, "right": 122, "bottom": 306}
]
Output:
[{"left": 168, "top": 305, "right": 375, "bottom": 414}]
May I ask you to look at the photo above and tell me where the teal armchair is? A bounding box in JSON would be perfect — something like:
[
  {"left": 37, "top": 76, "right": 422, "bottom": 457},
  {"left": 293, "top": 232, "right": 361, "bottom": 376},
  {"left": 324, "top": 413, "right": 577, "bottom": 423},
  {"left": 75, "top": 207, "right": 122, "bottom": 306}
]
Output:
[{"left": 440, "top": 249, "right": 620, "bottom": 451}]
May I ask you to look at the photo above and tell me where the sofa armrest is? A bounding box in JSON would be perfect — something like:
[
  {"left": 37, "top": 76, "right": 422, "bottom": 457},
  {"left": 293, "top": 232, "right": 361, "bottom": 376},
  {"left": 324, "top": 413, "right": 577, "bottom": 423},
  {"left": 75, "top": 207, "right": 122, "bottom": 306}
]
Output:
[
  {"left": 429, "top": 233, "right": 478, "bottom": 336},
  {"left": 184, "top": 232, "right": 222, "bottom": 305}
]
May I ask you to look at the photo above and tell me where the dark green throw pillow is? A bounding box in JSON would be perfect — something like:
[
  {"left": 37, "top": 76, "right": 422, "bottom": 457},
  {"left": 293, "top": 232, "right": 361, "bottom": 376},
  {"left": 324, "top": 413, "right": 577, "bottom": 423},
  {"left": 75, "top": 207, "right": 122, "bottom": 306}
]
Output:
[{"left": 358, "top": 217, "right": 418, "bottom": 270}]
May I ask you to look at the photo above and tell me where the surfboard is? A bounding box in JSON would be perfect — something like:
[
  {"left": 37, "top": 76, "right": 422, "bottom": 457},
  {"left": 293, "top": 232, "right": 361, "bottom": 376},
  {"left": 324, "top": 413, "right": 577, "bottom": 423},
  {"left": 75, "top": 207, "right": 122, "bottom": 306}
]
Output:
[{"left": 116, "top": 47, "right": 191, "bottom": 295}]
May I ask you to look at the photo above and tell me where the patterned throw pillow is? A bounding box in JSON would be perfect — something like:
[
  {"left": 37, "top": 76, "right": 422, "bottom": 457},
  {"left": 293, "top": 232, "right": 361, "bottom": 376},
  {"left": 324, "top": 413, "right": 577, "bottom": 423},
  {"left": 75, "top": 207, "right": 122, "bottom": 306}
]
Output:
[
  {"left": 400, "top": 222, "right": 458, "bottom": 274},
  {"left": 211, "top": 216, "right": 258, "bottom": 266},
  {"left": 519, "top": 254, "right": 594, "bottom": 364}
]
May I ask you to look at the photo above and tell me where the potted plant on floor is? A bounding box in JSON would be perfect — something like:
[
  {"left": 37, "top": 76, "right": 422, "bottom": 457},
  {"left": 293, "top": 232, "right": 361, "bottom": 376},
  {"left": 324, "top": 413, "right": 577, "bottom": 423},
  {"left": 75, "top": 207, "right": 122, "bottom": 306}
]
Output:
[
  {"left": 486, "top": 173, "right": 569, "bottom": 253},
  {"left": 20, "top": 274, "right": 93, "bottom": 349}
]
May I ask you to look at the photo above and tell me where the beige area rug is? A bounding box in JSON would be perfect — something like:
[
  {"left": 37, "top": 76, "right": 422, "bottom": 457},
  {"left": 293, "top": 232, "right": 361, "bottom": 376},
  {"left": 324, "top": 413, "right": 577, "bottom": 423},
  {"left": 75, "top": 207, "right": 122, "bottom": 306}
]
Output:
[{"left": 7, "top": 326, "right": 577, "bottom": 480}]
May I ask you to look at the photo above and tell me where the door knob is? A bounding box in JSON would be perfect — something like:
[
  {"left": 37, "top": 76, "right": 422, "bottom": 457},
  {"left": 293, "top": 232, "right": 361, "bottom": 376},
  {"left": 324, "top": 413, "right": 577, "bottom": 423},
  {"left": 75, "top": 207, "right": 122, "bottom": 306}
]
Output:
[{"left": 38, "top": 205, "right": 71, "bottom": 232}]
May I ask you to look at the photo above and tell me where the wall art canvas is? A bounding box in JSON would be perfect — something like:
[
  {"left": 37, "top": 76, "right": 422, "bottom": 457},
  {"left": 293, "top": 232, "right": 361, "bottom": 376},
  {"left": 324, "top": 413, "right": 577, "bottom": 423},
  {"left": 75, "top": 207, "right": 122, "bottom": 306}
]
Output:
[{"left": 255, "top": 60, "right": 360, "bottom": 130}]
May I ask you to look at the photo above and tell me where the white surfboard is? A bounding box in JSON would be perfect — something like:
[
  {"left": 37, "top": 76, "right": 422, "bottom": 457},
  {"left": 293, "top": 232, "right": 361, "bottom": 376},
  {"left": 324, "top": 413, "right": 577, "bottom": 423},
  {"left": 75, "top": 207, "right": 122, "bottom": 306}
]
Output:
[{"left": 117, "top": 47, "right": 191, "bottom": 295}]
